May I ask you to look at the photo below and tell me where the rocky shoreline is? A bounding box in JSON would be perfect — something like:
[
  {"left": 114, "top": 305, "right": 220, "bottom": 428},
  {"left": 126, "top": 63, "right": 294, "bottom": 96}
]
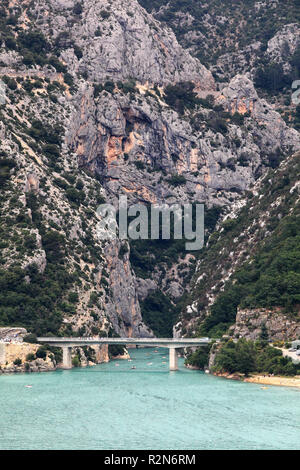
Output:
[
  {"left": 0, "top": 328, "right": 111, "bottom": 374},
  {"left": 0, "top": 342, "right": 113, "bottom": 374}
]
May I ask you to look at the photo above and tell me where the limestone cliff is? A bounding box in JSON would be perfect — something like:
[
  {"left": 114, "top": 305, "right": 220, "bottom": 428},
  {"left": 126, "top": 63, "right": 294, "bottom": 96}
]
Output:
[
  {"left": 0, "top": 0, "right": 299, "bottom": 341},
  {"left": 229, "top": 308, "right": 300, "bottom": 342},
  {"left": 0, "top": 328, "right": 109, "bottom": 373}
]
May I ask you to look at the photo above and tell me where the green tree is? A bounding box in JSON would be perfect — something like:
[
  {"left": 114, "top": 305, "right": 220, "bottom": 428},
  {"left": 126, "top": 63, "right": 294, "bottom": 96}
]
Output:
[{"left": 260, "top": 323, "right": 269, "bottom": 341}]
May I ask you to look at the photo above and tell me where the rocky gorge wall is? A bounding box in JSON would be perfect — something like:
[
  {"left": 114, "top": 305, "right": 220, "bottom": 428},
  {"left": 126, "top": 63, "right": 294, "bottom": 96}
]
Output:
[
  {"left": 0, "top": 0, "right": 299, "bottom": 343},
  {"left": 229, "top": 308, "right": 300, "bottom": 342}
]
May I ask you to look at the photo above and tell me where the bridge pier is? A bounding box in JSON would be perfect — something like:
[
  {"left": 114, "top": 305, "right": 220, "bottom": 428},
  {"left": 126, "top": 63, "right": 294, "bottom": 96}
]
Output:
[
  {"left": 62, "top": 346, "right": 72, "bottom": 369},
  {"left": 169, "top": 347, "right": 178, "bottom": 371}
]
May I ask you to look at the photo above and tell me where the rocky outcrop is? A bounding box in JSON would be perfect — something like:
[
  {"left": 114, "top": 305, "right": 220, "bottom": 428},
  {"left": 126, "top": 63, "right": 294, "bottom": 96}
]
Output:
[
  {"left": 208, "top": 342, "right": 220, "bottom": 371},
  {"left": 68, "top": 75, "right": 300, "bottom": 211},
  {"left": 0, "top": 342, "right": 56, "bottom": 373},
  {"left": 267, "top": 23, "right": 300, "bottom": 68},
  {"left": 0, "top": 358, "right": 56, "bottom": 374},
  {"left": 31, "top": 0, "right": 214, "bottom": 88},
  {"left": 135, "top": 278, "right": 157, "bottom": 302},
  {"left": 75, "top": 344, "right": 109, "bottom": 367},
  {"left": 104, "top": 241, "right": 153, "bottom": 337},
  {"left": 229, "top": 308, "right": 300, "bottom": 341},
  {"left": 0, "top": 327, "right": 27, "bottom": 340},
  {"left": 25, "top": 172, "right": 40, "bottom": 193}
]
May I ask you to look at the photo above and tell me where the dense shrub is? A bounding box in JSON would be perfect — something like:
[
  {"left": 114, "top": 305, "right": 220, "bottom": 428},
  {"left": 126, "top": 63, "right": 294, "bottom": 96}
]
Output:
[
  {"left": 214, "top": 339, "right": 300, "bottom": 376},
  {"left": 73, "top": 2, "right": 83, "bottom": 15},
  {"left": 36, "top": 346, "right": 47, "bottom": 359},
  {"left": 0, "top": 235, "right": 74, "bottom": 335},
  {"left": 0, "top": 157, "right": 16, "bottom": 186},
  {"left": 72, "top": 355, "right": 80, "bottom": 367},
  {"left": 254, "top": 63, "right": 290, "bottom": 94},
  {"left": 2, "top": 76, "right": 17, "bottom": 90},
  {"left": 185, "top": 346, "right": 211, "bottom": 369},
  {"left": 166, "top": 174, "right": 186, "bottom": 186},
  {"left": 28, "top": 120, "right": 62, "bottom": 146},
  {"left": 100, "top": 10, "right": 110, "bottom": 19},
  {"left": 65, "top": 187, "right": 85, "bottom": 204},
  {"left": 134, "top": 161, "right": 145, "bottom": 170},
  {"left": 23, "top": 333, "right": 38, "bottom": 344},
  {"left": 68, "top": 292, "right": 79, "bottom": 303},
  {"left": 25, "top": 353, "right": 36, "bottom": 361},
  {"left": 164, "top": 82, "right": 200, "bottom": 115},
  {"left": 18, "top": 31, "right": 49, "bottom": 54},
  {"left": 48, "top": 56, "right": 67, "bottom": 73},
  {"left": 108, "top": 329, "right": 126, "bottom": 357}
]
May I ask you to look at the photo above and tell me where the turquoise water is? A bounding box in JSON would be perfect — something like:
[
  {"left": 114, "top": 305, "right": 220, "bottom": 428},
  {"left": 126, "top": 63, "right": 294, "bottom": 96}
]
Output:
[{"left": 0, "top": 347, "right": 299, "bottom": 450}]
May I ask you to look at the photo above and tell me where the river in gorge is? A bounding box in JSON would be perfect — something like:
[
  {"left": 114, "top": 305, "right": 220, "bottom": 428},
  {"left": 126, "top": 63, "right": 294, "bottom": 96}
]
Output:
[{"left": 0, "top": 347, "right": 299, "bottom": 450}]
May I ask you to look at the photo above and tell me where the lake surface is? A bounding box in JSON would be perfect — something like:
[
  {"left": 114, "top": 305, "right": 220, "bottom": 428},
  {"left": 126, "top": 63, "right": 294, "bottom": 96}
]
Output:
[{"left": 0, "top": 348, "right": 299, "bottom": 450}]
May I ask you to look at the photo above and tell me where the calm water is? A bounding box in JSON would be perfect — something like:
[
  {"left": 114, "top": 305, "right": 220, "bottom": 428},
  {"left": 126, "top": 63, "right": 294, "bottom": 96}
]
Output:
[{"left": 0, "top": 348, "right": 299, "bottom": 450}]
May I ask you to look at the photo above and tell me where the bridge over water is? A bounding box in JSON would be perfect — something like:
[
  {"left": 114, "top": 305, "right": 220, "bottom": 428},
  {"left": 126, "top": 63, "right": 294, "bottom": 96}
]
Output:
[{"left": 37, "top": 337, "right": 211, "bottom": 371}]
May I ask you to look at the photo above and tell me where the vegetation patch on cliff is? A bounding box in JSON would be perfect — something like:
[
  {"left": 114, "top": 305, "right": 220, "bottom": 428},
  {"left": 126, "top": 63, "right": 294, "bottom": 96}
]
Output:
[{"left": 186, "top": 153, "right": 300, "bottom": 338}]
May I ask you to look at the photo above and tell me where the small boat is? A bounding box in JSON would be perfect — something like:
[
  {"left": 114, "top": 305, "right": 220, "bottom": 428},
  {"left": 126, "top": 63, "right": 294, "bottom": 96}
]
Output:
[
  {"left": 205, "top": 369, "right": 210, "bottom": 374},
  {"left": 147, "top": 362, "right": 153, "bottom": 366},
  {"left": 25, "top": 385, "right": 32, "bottom": 388},
  {"left": 154, "top": 350, "right": 158, "bottom": 353},
  {"left": 131, "top": 366, "right": 136, "bottom": 369},
  {"left": 261, "top": 386, "right": 268, "bottom": 390},
  {"left": 115, "top": 363, "right": 119, "bottom": 367}
]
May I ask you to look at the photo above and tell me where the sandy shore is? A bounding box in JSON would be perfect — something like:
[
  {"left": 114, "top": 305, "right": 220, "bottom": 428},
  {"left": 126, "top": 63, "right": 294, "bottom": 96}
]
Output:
[
  {"left": 244, "top": 375, "right": 300, "bottom": 389},
  {"left": 213, "top": 371, "right": 300, "bottom": 389}
]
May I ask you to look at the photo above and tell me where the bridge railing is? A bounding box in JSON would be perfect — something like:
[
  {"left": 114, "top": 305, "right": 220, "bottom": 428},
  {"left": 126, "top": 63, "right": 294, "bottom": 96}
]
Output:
[{"left": 37, "top": 337, "right": 211, "bottom": 345}]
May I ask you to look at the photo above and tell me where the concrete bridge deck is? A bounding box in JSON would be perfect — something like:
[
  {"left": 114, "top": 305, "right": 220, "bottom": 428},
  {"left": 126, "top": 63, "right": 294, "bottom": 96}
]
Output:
[{"left": 37, "top": 337, "right": 210, "bottom": 371}]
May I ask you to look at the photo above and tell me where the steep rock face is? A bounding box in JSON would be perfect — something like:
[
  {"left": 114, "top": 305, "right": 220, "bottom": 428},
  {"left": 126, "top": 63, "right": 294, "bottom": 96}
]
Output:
[
  {"left": 137, "top": 0, "right": 300, "bottom": 131},
  {"left": 29, "top": 0, "right": 215, "bottom": 88},
  {"left": 267, "top": 23, "right": 300, "bottom": 68},
  {"left": 219, "top": 74, "right": 299, "bottom": 151},
  {"left": 104, "top": 241, "right": 152, "bottom": 337},
  {"left": 135, "top": 278, "right": 157, "bottom": 301},
  {"left": 229, "top": 308, "right": 300, "bottom": 341},
  {"left": 68, "top": 77, "right": 300, "bottom": 210},
  {"left": 0, "top": 69, "right": 128, "bottom": 337},
  {"left": 0, "top": 0, "right": 299, "bottom": 341}
]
